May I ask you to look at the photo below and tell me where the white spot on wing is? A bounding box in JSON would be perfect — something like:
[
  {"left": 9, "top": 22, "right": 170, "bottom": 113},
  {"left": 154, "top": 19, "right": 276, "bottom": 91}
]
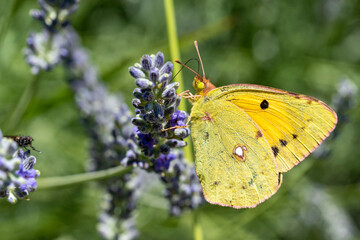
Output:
[
  {"left": 235, "top": 146, "right": 244, "bottom": 158},
  {"left": 233, "top": 144, "right": 247, "bottom": 162}
]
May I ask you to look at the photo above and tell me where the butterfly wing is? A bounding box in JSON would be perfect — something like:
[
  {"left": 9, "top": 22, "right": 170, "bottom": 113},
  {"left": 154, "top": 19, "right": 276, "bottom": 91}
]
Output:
[
  {"left": 209, "top": 84, "right": 337, "bottom": 173},
  {"left": 191, "top": 97, "right": 280, "bottom": 208}
]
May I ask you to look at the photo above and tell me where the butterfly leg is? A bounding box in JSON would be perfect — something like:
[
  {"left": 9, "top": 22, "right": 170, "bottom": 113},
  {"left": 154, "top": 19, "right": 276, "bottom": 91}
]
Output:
[
  {"left": 161, "top": 124, "right": 190, "bottom": 132},
  {"left": 161, "top": 116, "right": 191, "bottom": 132},
  {"left": 178, "top": 91, "right": 202, "bottom": 104},
  {"left": 178, "top": 90, "right": 193, "bottom": 98}
]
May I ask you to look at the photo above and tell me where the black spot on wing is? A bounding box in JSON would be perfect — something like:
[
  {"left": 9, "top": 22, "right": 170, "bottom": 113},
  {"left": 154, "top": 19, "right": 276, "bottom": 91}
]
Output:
[
  {"left": 280, "top": 139, "right": 288, "bottom": 146},
  {"left": 292, "top": 134, "right": 298, "bottom": 139},
  {"left": 220, "top": 87, "right": 229, "bottom": 92},
  {"left": 255, "top": 131, "right": 263, "bottom": 138},
  {"left": 278, "top": 173, "right": 282, "bottom": 185},
  {"left": 260, "top": 100, "right": 269, "bottom": 109},
  {"left": 271, "top": 146, "right": 279, "bottom": 157}
]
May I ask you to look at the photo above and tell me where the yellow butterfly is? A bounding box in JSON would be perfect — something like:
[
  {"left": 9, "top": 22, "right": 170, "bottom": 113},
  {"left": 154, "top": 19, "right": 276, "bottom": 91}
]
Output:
[{"left": 179, "top": 41, "right": 337, "bottom": 209}]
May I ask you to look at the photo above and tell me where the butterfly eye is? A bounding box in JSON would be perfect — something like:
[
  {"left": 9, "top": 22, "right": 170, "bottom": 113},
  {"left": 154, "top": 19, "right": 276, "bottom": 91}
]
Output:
[{"left": 196, "top": 81, "right": 205, "bottom": 90}]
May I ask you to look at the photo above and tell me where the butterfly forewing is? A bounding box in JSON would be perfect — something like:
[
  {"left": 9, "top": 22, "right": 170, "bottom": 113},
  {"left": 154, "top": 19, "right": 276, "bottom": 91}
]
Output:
[
  {"left": 191, "top": 97, "right": 279, "bottom": 208},
  {"left": 212, "top": 84, "right": 337, "bottom": 173}
]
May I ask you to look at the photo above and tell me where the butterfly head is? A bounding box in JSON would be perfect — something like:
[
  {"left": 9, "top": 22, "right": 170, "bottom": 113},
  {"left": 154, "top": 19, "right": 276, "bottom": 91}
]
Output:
[{"left": 193, "top": 75, "right": 215, "bottom": 96}]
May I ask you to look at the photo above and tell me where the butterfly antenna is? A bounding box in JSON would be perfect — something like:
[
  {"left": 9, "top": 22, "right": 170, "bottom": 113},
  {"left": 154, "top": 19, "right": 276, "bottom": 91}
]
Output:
[
  {"left": 194, "top": 41, "right": 206, "bottom": 79},
  {"left": 175, "top": 59, "right": 201, "bottom": 78},
  {"left": 172, "top": 58, "right": 200, "bottom": 81}
]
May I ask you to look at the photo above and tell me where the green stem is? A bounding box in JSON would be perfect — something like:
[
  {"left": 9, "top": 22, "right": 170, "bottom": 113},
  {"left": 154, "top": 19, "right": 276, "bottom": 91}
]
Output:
[
  {"left": 164, "top": 2, "right": 201, "bottom": 240},
  {"left": 37, "top": 165, "right": 133, "bottom": 189},
  {"left": 163, "top": 0, "right": 193, "bottom": 165},
  {"left": 193, "top": 210, "right": 204, "bottom": 240},
  {"left": 4, "top": 74, "right": 40, "bottom": 132},
  {"left": 0, "top": 0, "right": 16, "bottom": 47},
  {"left": 164, "top": 0, "right": 184, "bottom": 96}
]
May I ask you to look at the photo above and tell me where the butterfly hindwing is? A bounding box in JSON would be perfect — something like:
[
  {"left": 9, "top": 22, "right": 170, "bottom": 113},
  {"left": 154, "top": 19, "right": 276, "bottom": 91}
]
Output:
[
  {"left": 191, "top": 97, "right": 279, "bottom": 208},
  {"left": 211, "top": 84, "right": 338, "bottom": 173}
]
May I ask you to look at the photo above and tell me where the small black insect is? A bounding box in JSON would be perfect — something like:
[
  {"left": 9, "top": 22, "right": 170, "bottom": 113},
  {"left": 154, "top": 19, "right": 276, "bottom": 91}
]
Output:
[{"left": 5, "top": 135, "right": 41, "bottom": 153}]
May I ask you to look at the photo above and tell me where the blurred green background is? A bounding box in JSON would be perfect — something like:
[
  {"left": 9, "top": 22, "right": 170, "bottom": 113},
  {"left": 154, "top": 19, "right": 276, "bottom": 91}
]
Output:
[{"left": 0, "top": 0, "right": 359, "bottom": 239}]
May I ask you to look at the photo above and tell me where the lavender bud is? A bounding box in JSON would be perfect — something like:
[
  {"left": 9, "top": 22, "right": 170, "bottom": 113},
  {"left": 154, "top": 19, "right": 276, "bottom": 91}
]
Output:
[
  {"left": 160, "top": 144, "right": 170, "bottom": 155},
  {"left": 165, "top": 82, "right": 179, "bottom": 91},
  {"left": 144, "top": 102, "right": 153, "bottom": 112},
  {"left": 166, "top": 139, "right": 187, "bottom": 148},
  {"left": 141, "top": 55, "right": 152, "bottom": 71},
  {"left": 139, "top": 125, "right": 151, "bottom": 134},
  {"left": 174, "top": 128, "right": 190, "bottom": 138},
  {"left": 177, "top": 111, "right": 187, "bottom": 121},
  {"left": 162, "top": 88, "right": 176, "bottom": 99},
  {"left": 149, "top": 68, "right": 159, "bottom": 82},
  {"left": 143, "top": 113, "right": 156, "bottom": 123},
  {"left": 153, "top": 102, "right": 164, "bottom": 120},
  {"left": 30, "top": 9, "right": 44, "bottom": 20},
  {"left": 132, "top": 98, "right": 142, "bottom": 109},
  {"left": 164, "top": 97, "right": 176, "bottom": 107},
  {"left": 135, "top": 78, "right": 155, "bottom": 89},
  {"left": 160, "top": 61, "right": 173, "bottom": 75},
  {"left": 133, "top": 88, "right": 142, "bottom": 99},
  {"left": 129, "top": 66, "right": 145, "bottom": 78},
  {"left": 127, "top": 139, "right": 137, "bottom": 150},
  {"left": 154, "top": 52, "right": 164, "bottom": 68},
  {"left": 159, "top": 73, "right": 172, "bottom": 83},
  {"left": 132, "top": 117, "right": 146, "bottom": 127},
  {"left": 175, "top": 97, "right": 181, "bottom": 108},
  {"left": 0, "top": 189, "right": 9, "bottom": 198},
  {"left": 126, "top": 150, "right": 136, "bottom": 160},
  {"left": 26, "top": 34, "right": 36, "bottom": 51},
  {"left": 164, "top": 107, "right": 175, "bottom": 116},
  {"left": 142, "top": 91, "right": 154, "bottom": 102}
]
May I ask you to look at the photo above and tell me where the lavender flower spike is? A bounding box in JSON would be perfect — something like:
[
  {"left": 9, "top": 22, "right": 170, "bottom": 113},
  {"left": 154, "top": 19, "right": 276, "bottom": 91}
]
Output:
[
  {"left": 130, "top": 52, "right": 204, "bottom": 215},
  {"left": 129, "top": 52, "right": 190, "bottom": 173},
  {"left": 0, "top": 130, "right": 40, "bottom": 204}
]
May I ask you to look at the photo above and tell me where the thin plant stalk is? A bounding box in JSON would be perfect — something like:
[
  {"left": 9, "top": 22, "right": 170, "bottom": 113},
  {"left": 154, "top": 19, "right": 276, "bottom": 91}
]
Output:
[
  {"left": 37, "top": 165, "right": 133, "bottom": 189},
  {"left": 4, "top": 74, "right": 40, "bottom": 132},
  {"left": 164, "top": 1, "right": 203, "bottom": 240},
  {"left": 163, "top": 0, "right": 193, "bottom": 165}
]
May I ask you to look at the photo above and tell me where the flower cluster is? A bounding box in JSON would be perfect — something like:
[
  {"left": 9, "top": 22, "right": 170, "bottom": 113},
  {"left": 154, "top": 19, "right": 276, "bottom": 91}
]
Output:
[
  {"left": 129, "top": 53, "right": 190, "bottom": 172},
  {"left": 98, "top": 170, "right": 145, "bottom": 240},
  {"left": 24, "top": 30, "right": 68, "bottom": 74},
  {"left": 59, "top": 27, "right": 141, "bottom": 240},
  {"left": 162, "top": 152, "right": 204, "bottom": 216},
  {"left": 31, "top": 0, "right": 79, "bottom": 32},
  {"left": 0, "top": 130, "right": 40, "bottom": 204},
  {"left": 24, "top": 0, "right": 78, "bottom": 74},
  {"left": 129, "top": 53, "right": 203, "bottom": 216}
]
